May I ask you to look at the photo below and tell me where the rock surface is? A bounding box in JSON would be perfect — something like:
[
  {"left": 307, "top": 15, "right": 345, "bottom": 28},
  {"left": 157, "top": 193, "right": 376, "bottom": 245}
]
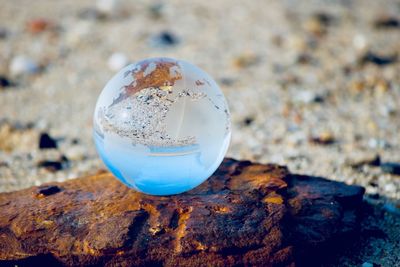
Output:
[{"left": 0, "top": 159, "right": 364, "bottom": 266}]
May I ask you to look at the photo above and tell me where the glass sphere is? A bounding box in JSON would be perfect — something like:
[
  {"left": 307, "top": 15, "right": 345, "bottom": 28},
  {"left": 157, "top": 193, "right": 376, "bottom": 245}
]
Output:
[{"left": 93, "top": 57, "right": 231, "bottom": 195}]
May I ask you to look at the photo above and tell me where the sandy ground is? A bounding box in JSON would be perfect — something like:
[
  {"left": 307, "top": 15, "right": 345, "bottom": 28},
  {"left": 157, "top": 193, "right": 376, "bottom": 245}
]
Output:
[{"left": 0, "top": 0, "right": 399, "bottom": 266}]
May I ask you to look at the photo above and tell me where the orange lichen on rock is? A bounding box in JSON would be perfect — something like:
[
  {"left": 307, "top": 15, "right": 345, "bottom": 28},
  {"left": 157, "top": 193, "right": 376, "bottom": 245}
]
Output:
[
  {"left": 174, "top": 207, "right": 192, "bottom": 253},
  {"left": 212, "top": 206, "right": 231, "bottom": 213},
  {"left": 229, "top": 162, "right": 288, "bottom": 191},
  {"left": 263, "top": 193, "right": 284, "bottom": 205}
]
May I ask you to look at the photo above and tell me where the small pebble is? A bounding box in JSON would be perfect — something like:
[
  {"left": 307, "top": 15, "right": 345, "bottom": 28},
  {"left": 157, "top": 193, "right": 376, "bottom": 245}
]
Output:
[
  {"left": 294, "top": 91, "right": 323, "bottom": 104},
  {"left": 150, "top": 31, "right": 179, "bottom": 47},
  {"left": 296, "top": 53, "right": 313, "bottom": 64},
  {"left": 295, "top": 91, "right": 315, "bottom": 104},
  {"left": 305, "top": 19, "right": 324, "bottom": 36},
  {"left": 368, "top": 138, "right": 388, "bottom": 149},
  {"left": 242, "top": 116, "right": 254, "bottom": 126},
  {"left": 9, "top": 56, "right": 39, "bottom": 76},
  {"left": 65, "top": 22, "right": 92, "bottom": 46},
  {"left": 0, "top": 27, "right": 8, "bottom": 39},
  {"left": 360, "top": 51, "right": 397, "bottom": 66},
  {"left": 26, "top": 18, "right": 52, "bottom": 34},
  {"left": 37, "top": 160, "right": 63, "bottom": 172},
  {"left": 384, "top": 183, "right": 396, "bottom": 193},
  {"left": 0, "top": 75, "right": 12, "bottom": 88},
  {"left": 347, "top": 154, "right": 381, "bottom": 168},
  {"left": 71, "top": 138, "right": 80, "bottom": 145},
  {"left": 0, "top": 161, "right": 8, "bottom": 167},
  {"left": 381, "top": 162, "right": 400, "bottom": 175},
  {"left": 78, "top": 8, "right": 106, "bottom": 21},
  {"left": 353, "top": 34, "right": 367, "bottom": 51},
  {"left": 312, "top": 12, "right": 334, "bottom": 27},
  {"left": 37, "top": 155, "right": 69, "bottom": 173},
  {"left": 148, "top": 3, "right": 164, "bottom": 19},
  {"left": 107, "top": 52, "right": 129, "bottom": 71},
  {"left": 349, "top": 80, "right": 365, "bottom": 93},
  {"left": 35, "top": 119, "right": 49, "bottom": 130},
  {"left": 96, "top": 0, "right": 121, "bottom": 17},
  {"left": 287, "top": 132, "right": 306, "bottom": 146},
  {"left": 65, "top": 146, "right": 86, "bottom": 161},
  {"left": 304, "top": 14, "right": 329, "bottom": 37},
  {"left": 0, "top": 121, "right": 36, "bottom": 152},
  {"left": 39, "top": 133, "right": 58, "bottom": 149},
  {"left": 219, "top": 77, "right": 235, "bottom": 86},
  {"left": 374, "top": 16, "right": 400, "bottom": 29},
  {"left": 310, "top": 131, "right": 335, "bottom": 145},
  {"left": 232, "top": 53, "right": 259, "bottom": 69},
  {"left": 374, "top": 79, "right": 390, "bottom": 93}
]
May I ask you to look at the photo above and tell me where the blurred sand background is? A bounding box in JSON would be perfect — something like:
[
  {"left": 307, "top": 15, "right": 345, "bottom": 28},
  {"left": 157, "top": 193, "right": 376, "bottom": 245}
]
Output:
[{"left": 0, "top": 0, "right": 399, "bottom": 265}]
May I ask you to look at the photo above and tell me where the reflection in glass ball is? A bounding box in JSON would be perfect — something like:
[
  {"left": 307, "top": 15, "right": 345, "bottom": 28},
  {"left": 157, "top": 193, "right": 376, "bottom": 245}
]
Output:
[{"left": 93, "top": 57, "right": 231, "bottom": 195}]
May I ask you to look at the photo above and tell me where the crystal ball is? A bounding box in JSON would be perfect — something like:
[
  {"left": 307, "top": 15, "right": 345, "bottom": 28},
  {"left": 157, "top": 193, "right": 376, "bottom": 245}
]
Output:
[{"left": 93, "top": 57, "right": 231, "bottom": 195}]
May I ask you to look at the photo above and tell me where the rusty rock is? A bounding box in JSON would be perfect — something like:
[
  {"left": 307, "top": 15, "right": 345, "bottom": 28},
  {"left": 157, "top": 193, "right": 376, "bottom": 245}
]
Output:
[{"left": 0, "top": 158, "right": 364, "bottom": 266}]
